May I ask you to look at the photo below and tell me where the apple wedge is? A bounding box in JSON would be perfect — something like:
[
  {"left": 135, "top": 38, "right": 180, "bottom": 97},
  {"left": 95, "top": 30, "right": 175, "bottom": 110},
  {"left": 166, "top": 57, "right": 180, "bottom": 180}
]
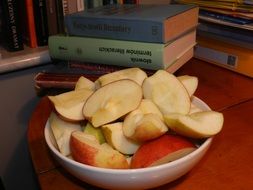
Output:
[
  {"left": 83, "top": 79, "right": 143, "bottom": 127},
  {"left": 177, "top": 75, "right": 198, "bottom": 97},
  {"left": 164, "top": 111, "right": 224, "bottom": 138},
  {"left": 123, "top": 99, "right": 168, "bottom": 142},
  {"left": 83, "top": 122, "right": 106, "bottom": 144},
  {"left": 102, "top": 122, "right": 140, "bottom": 155},
  {"left": 95, "top": 67, "right": 147, "bottom": 89},
  {"left": 142, "top": 70, "right": 191, "bottom": 115},
  {"left": 48, "top": 89, "right": 93, "bottom": 121},
  {"left": 131, "top": 134, "right": 196, "bottom": 168},
  {"left": 75, "top": 76, "right": 95, "bottom": 91},
  {"left": 70, "top": 131, "right": 129, "bottom": 169},
  {"left": 49, "top": 112, "right": 82, "bottom": 156},
  {"left": 189, "top": 102, "right": 203, "bottom": 114}
]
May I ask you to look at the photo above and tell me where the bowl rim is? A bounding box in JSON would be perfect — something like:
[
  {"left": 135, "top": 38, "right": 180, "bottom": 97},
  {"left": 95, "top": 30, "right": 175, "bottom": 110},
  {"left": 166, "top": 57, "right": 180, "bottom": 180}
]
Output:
[{"left": 44, "top": 96, "right": 213, "bottom": 174}]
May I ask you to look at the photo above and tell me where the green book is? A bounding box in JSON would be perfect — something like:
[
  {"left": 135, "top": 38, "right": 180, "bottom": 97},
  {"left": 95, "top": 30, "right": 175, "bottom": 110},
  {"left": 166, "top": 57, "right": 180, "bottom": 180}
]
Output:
[{"left": 48, "top": 30, "right": 196, "bottom": 70}]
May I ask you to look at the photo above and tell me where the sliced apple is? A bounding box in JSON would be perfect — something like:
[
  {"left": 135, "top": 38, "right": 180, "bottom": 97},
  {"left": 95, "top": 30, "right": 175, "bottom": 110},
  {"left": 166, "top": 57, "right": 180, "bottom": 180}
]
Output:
[
  {"left": 48, "top": 89, "right": 93, "bottom": 121},
  {"left": 49, "top": 112, "right": 82, "bottom": 156},
  {"left": 83, "top": 79, "right": 143, "bottom": 127},
  {"left": 123, "top": 99, "right": 168, "bottom": 142},
  {"left": 177, "top": 75, "right": 198, "bottom": 97},
  {"left": 130, "top": 134, "right": 196, "bottom": 169},
  {"left": 70, "top": 131, "right": 129, "bottom": 169},
  {"left": 189, "top": 102, "right": 203, "bottom": 114},
  {"left": 83, "top": 122, "right": 106, "bottom": 144},
  {"left": 95, "top": 67, "right": 147, "bottom": 89},
  {"left": 102, "top": 122, "right": 140, "bottom": 155},
  {"left": 75, "top": 76, "right": 95, "bottom": 91},
  {"left": 164, "top": 111, "right": 224, "bottom": 138},
  {"left": 142, "top": 70, "right": 191, "bottom": 115}
]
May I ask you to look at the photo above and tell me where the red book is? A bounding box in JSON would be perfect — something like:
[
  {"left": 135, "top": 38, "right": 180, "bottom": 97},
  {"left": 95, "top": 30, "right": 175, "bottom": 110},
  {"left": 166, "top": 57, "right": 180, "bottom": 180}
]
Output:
[{"left": 24, "top": 0, "right": 38, "bottom": 48}]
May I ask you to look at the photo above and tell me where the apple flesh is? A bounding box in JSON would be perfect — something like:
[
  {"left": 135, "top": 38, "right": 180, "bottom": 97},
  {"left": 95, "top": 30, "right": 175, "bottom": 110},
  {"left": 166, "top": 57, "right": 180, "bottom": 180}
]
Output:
[
  {"left": 83, "top": 122, "right": 106, "bottom": 144},
  {"left": 123, "top": 99, "right": 168, "bottom": 142},
  {"left": 48, "top": 88, "right": 93, "bottom": 121},
  {"left": 95, "top": 67, "right": 147, "bottom": 89},
  {"left": 130, "top": 134, "right": 196, "bottom": 169},
  {"left": 49, "top": 112, "right": 82, "bottom": 156},
  {"left": 142, "top": 70, "right": 191, "bottom": 115},
  {"left": 102, "top": 122, "right": 140, "bottom": 155},
  {"left": 177, "top": 75, "right": 198, "bottom": 97},
  {"left": 75, "top": 76, "right": 95, "bottom": 91},
  {"left": 83, "top": 79, "right": 143, "bottom": 127},
  {"left": 70, "top": 131, "right": 129, "bottom": 169},
  {"left": 164, "top": 111, "right": 224, "bottom": 138}
]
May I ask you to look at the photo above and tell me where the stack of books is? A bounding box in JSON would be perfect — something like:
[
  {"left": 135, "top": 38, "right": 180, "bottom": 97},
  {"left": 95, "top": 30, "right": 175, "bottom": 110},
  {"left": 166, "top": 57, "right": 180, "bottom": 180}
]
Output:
[
  {"left": 48, "top": 4, "right": 198, "bottom": 72},
  {"left": 175, "top": 0, "right": 253, "bottom": 78}
]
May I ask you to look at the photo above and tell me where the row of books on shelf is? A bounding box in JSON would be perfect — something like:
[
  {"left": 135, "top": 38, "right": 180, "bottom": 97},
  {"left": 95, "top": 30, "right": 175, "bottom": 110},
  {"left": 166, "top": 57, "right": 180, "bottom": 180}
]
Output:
[
  {"left": 34, "top": 3, "right": 199, "bottom": 91},
  {"left": 0, "top": 0, "right": 172, "bottom": 52}
]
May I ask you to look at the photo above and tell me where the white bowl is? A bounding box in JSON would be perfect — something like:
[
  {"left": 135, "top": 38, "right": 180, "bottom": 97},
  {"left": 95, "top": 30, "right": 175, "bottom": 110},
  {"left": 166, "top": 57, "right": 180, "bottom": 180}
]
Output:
[{"left": 44, "top": 97, "right": 212, "bottom": 190}]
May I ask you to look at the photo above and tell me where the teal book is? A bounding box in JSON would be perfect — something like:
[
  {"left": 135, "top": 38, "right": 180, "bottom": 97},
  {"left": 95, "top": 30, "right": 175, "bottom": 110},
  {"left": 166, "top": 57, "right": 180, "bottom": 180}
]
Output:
[
  {"left": 64, "top": 4, "right": 198, "bottom": 43},
  {"left": 48, "top": 30, "right": 196, "bottom": 70}
]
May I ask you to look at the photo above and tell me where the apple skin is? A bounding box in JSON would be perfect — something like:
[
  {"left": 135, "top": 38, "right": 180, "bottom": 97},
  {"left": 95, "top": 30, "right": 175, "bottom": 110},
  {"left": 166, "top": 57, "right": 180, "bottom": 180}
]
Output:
[
  {"left": 95, "top": 67, "right": 147, "bottom": 89},
  {"left": 70, "top": 131, "right": 129, "bottom": 169},
  {"left": 83, "top": 79, "right": 143, "bottom": 127},
  {"left": 130, "top": 134, "right": 196, "bottom": 169}
]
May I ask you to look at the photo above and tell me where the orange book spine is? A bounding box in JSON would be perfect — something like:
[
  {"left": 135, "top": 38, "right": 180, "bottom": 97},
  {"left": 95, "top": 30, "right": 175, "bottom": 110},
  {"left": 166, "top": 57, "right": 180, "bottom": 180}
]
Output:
[{"left": 25, "top": 0, "right": 38, "bottom": 48}]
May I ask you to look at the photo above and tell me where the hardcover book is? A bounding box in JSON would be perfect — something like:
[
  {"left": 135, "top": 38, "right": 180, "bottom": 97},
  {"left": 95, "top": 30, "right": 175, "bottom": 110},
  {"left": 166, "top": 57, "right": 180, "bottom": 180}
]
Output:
[
  {"left": 34, "top": 46, "right": 194, "bottom": 91},
  {"left": 0, "top": 0, "right": 24, "bottom": 51},
  {"left": 194, "top": 35, "right": 253, "bottom": 78},
  {"left": 48, "top": 30, "right": 196, "bottom": 70},
  {"left": 64, "top": 4, "right": 198, "bottom": 43},
  {"left": 33, "top": 0, "right": 49, "bottom": 46}
]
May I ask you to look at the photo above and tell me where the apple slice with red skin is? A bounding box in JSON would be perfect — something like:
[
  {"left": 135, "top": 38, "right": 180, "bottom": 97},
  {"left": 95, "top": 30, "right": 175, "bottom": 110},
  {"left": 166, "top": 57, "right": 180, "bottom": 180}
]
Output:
[
  {"left": 70, "top": 131, "right": 129, "bottom": 169},
  {"left": 95, "top": 67, "right": 147, "bottom": 89},
  {"left": 130, "top": 134, "right": 196, "bottom": 169},
  {"left": 83, "top": 79, "right": 143, "bottom": 127},
  {"left": 142, "top": 70, "right": 191, "bottom": 115}
]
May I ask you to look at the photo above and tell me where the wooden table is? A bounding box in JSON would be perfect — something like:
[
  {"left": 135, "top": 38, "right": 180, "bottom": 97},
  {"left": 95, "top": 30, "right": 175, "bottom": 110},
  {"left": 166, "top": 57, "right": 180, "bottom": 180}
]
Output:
[{"left": 28, "top": 58, "right": 253, "bottom": 190}]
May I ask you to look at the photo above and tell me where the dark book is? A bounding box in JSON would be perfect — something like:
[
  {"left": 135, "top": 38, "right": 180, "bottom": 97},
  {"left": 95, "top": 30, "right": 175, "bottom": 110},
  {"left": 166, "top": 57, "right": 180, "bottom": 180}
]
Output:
[
  {"left": 0, "top": 0, "right": 24, "bottom": 51},
  {"left": 33, "top": 0, "right": 49, "bottom": 46},
  {"left": 55, "top": 0, "right": 65, "bottom": 34},
  {"left": 45, "top": 0, "right": 58, "bottom": 35}
]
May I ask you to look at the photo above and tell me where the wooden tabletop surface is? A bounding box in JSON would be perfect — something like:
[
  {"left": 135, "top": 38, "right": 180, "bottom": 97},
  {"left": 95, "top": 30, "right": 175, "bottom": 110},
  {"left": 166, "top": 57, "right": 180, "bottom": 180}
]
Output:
[{"left": 28, "top": 58, "right": 253, "bottom": 190}]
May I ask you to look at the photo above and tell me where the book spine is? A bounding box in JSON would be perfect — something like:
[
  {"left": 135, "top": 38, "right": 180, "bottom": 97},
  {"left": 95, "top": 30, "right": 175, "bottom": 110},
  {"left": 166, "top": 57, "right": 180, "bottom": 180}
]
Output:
[
  {"left": 55, "top": 0, "right": 65, "bottom": 33},
  {"left": 0, "top": 0, "right": 24, "bottom": 51},
  {"left": 194, "top": 36, "right": 253, "bottom": 78},
  {"left": 48, "top": 35, "right": 164, "bottom": 70},
  {"left": 64, "top": 16, "right": 164, "bottom": 43},
  {"left": 24, "top": 0, "right": 38, "bottom": 48},
  {"left": 45, "top": 0, "right": 58, "bottom": 35},
  {"left": 33, "top": 0, "right": 49, "bottom": 46}
]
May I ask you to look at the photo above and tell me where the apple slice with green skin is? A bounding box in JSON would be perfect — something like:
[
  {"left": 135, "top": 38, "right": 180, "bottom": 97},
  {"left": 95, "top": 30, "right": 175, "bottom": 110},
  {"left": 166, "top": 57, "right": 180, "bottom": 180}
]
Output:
[
  {"left": 130, "top": 134, "right": 196, "bottom": 169},
  {"left": 49, "top": 112, "right": 82, "bottom": 156},
  {"left": 48, "top": 89, "right": 93, "bottom": 121},
  {"left": 142, "top": 70, "right": 191, "bottom": 115},
  {"left": 177, "top": 75, "right": 198, "bottom": 97},
  {"left": 75, "top": 76, "right": 95, "bottom": 91},
  {"left": 83, "top": 122, "right": 106, "bottom": 144},
  {"left": 123, "top": 99, "right": 168, "bottom": 142},
  {"left": 83, "top": 79, "right": 143, "bottom": 127},
  {"left": 102, "top": 122, "right": 140, "bottom": 155},
  {"left": 70, "top": 131, "right": 129, "bottom": 169},
  {"left": 164, "top": 111, "right": 224, "bottom": 138},
  {"left": 95, "top": 67, "right": 147, "bottom": 89}
]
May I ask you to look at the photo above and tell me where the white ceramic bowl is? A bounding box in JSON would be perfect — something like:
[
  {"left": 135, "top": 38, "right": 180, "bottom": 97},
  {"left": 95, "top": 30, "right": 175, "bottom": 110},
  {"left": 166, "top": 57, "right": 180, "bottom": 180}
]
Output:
[{"left": 44, "top": 97, "right": 212, "bottom": 190}]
